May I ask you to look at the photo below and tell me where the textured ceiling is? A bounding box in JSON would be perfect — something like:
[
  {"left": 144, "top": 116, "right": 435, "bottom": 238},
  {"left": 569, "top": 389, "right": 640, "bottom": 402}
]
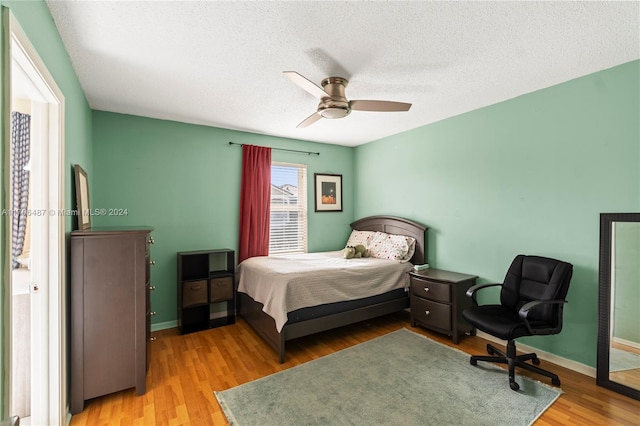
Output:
[{"left": 46, "top": 1, "right": 639, "bottom": 147}]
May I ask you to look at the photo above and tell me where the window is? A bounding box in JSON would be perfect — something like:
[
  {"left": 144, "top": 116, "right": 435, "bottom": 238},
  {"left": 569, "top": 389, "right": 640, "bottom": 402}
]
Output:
[{"left": 270, "top": 162, "right": 307, "bottom": 254}]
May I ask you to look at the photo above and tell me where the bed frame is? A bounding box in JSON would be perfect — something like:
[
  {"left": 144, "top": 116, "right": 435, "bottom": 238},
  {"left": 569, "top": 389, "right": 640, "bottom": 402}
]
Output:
[{"left": 238, "top": 215, "right": 427, "bottom": 363}]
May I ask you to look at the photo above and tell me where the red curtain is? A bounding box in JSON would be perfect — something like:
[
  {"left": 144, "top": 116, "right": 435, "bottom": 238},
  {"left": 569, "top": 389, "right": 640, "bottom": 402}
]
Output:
[{"left": 238, "top": 144, "right": 272, "bottom": 263}]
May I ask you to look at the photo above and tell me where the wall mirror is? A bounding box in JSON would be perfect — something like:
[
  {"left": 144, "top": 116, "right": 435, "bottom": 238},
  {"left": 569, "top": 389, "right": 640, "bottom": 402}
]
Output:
[
  {"left": 74, "top": 164, "right": 91, "bottom": 230},
  {"left": 597, "top": 213, "right": 640, "bottom": 400}
]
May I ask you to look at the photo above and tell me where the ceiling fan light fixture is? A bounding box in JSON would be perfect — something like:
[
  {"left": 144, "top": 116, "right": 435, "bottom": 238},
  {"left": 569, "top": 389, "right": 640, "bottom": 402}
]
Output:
[
  {"left": 319, "top": 106, "right": 350, "bottom": 119},
  {"left": 284, "top": 70, "right": 412, "bottom": 128},
  {"left": 318, "top": 98, "right": 350, "bottom": 119}
]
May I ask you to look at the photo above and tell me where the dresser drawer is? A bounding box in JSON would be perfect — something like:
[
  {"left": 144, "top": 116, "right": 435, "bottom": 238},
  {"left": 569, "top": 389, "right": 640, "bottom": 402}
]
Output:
[
  {"left": 182, "top": 280, "right": 208, "bottom": 307},
  {"left": 411, "top": 297, "right": 451, "bottom": 331},
  {"left": 410, "top": 278, "right": 451, "bottom": 303},
  {"left": 210, "top": 276, "right": 233, "bottom": 303}
]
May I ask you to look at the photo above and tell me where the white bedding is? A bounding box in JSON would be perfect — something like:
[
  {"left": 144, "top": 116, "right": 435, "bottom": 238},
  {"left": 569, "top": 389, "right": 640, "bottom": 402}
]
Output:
[{"left": 237, "top": 251, "right": 413, "bottom": 332}]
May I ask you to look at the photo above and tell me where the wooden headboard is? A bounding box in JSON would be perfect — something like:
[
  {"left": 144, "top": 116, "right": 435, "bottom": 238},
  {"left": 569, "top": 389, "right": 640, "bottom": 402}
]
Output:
[{"left": 350, "top": 216, "right": 427, "bottom": 265}]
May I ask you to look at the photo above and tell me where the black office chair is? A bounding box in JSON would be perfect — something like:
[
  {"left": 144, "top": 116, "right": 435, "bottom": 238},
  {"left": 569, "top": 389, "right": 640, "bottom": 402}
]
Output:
[{"left": 462, "top": 254, "right": 573, "bottom": 391}]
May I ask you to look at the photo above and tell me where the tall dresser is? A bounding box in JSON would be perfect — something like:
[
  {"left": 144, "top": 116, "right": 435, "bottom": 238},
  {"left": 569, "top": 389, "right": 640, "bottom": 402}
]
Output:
[{"left": 70, "top": 226, "right": 154, "bottom": 414}]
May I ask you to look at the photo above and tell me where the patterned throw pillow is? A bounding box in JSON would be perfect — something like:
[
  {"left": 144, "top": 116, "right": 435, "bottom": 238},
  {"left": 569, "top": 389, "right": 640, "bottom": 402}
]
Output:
[
  {"left": 368, "top": 232, "right": 416, "bottom": 263},
  {"left": 345, "top": 230, "right": 377, "bottom": 248}
]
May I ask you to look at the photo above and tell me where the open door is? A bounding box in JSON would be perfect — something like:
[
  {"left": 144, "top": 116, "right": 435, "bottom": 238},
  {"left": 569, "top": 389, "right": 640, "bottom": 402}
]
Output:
[{"left": 3, "top": 8, "right": 65, "bottom": 425}]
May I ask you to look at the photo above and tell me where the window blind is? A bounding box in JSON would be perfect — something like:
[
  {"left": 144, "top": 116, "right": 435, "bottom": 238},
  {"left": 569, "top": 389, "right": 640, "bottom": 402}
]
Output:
[{"left": 269, "top": 162, "right": 308, "bottom": 254}]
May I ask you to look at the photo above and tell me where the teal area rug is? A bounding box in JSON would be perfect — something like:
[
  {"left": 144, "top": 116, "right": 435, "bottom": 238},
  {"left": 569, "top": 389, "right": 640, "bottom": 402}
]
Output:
[
  {"left": 215, "top": 328, "right": 561, "bottom": 425},
  {"left": 610, "top": 347, "right": 640, "bottom": 372}
]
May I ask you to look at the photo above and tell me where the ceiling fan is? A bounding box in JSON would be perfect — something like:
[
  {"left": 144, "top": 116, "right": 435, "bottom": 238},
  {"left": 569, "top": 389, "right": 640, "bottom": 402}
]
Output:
[{"left": 283, "top": 71, "right": 412, "bottom": 128}]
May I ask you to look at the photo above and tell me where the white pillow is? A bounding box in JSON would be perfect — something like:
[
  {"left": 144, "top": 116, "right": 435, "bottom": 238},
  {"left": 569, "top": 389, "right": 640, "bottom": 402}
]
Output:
[
  {"left": 368, "top": 232, "right": 416, "bottom": 263},
  {"left": 346, "top": 230, "right": 377, "bottom": 248},
  {"left": 404, "top": 238, "right": 417, "bottom": 262}
]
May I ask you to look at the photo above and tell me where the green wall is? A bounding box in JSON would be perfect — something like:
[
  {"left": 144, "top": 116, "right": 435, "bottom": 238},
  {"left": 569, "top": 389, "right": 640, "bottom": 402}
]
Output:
[
  {"left": 91, "top": 112, "right": 354, "bottom": 326},
  {"left": 0, "top": 0, "right": 93, "bottom": 418},
  {"left": 2, "top": 0, "right": 93, "bottom": 215},
  {"left": 354, "top": 60, "right": 640, "bottom": 367}
]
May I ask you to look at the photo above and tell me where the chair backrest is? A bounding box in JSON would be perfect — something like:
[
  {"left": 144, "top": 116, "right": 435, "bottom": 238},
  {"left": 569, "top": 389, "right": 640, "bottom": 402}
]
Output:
[{"left": 500, "top": 255, "right": 573, "bottom": 325}]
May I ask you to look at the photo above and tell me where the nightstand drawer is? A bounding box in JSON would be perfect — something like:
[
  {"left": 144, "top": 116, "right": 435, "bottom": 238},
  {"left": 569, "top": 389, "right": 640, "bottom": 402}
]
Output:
[
  {"left": 411, "top": 297, "right": 451, "bottom": 331},
  {"left": 182, "top": 280, "right": 208, "bottom": 307},
  {"left": 210, "top": 276, "right": 233, "bottom": 303},
  {"left": 410, "top": 278, "right": 451, "bottom": 303}
]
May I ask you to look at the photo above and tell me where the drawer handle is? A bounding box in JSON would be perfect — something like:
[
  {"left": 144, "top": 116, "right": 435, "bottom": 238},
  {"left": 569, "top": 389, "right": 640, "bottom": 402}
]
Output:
[
  {"left": 150, "top": 286, "right": 156, "bottom": 291},
  {"left": 424, "top": 287, "right": 430, "bottom": 292},
  {"left": 190, "top": 284, "right": 202, "bottom": 291},
  {"left": 149, "top": 336, "right": 157, "bottom": 342},
  {"left": 149, "top": 260, "right": 156, "bottom": 265},
  {"left": 425, "top": 310, "right": 430, "bottom": 316},
  {"left": 150, "top": 311, "right": 157, "bottom": 316}
]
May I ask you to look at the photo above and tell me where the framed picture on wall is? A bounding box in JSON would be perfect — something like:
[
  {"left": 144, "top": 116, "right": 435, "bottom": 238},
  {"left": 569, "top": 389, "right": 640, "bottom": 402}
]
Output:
[
  {"left": 74, "top": 164, "right": 91, "bottom": 230},
  {"left": 314, "top": 173, "right": 343, "bottom": 212}
]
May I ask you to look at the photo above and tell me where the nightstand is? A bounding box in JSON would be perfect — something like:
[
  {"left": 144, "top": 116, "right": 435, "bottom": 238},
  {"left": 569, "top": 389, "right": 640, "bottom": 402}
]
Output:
[{"left": 409, "top": 268, "right": 477, "bottom": 344}]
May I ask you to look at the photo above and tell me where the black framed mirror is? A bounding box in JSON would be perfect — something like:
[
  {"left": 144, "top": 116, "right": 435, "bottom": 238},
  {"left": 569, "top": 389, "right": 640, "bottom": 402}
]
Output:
[{"left": 597, "top": 213, "right": 640, "bottom": 400}]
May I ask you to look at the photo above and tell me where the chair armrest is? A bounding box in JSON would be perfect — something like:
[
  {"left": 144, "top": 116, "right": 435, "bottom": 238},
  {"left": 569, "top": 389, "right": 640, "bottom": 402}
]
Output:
[
  {"left": 465, "top": 282, "right": 502, "bottom": 298},
  {"left": 519, "top": 299, "right": 568, "bottom": 334}
]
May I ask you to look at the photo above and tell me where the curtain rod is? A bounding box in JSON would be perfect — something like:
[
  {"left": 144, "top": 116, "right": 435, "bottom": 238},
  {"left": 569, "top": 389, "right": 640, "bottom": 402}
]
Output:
[{"left": 228, "top": 141, "right": 320, "bottom": 156}]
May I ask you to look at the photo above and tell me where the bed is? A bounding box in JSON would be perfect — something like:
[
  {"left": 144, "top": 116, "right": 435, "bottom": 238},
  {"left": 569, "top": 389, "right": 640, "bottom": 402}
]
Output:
[{"left": 238, "top": 215, "right": 427, "bottom": 363}]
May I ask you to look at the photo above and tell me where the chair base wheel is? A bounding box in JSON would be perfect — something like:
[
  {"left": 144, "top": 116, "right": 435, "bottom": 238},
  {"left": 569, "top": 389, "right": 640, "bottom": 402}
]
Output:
[{"left": 467, "top": 340, "right": 562, "bottom": 391}]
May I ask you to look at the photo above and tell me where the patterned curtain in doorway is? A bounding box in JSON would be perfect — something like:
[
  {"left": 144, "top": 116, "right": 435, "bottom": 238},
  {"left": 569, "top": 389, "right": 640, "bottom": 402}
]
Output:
[{"left": 11, "top": 111, "right": 31, "bottom": 269}]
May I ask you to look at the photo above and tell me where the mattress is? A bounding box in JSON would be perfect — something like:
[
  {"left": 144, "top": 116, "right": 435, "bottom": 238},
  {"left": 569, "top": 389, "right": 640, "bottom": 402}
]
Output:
[{"left": 237, "top": 251, "right": 413, "bottom": 332}]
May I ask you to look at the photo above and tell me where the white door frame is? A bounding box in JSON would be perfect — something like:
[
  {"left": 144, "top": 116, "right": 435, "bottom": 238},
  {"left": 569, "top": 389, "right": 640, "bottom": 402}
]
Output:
[{"left": 5, "top": 10, "right": 65, "bottom": 425}]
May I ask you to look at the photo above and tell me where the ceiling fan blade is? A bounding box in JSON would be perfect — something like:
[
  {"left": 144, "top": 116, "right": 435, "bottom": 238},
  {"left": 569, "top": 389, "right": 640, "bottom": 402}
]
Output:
[
  {"left": 349, "top": 100, "right": 412, "bottom": 112},
  {"left": 283, "top": 71, "right": 328, "bottom": 100},
  {"left": 297, "top": 112, "right": 322, "bottom": 128}
]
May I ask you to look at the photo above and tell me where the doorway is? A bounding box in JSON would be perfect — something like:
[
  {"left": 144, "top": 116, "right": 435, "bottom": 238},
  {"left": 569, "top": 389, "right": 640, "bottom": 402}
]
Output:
[{"left": 5, "top": 10, "right": 65, "bottom": 425}]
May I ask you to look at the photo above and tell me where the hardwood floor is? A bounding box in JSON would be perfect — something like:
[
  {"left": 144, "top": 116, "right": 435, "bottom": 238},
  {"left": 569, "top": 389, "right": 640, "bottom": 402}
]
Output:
[{"left": 70, "top": 312, "right": 640, "bottom": 425}]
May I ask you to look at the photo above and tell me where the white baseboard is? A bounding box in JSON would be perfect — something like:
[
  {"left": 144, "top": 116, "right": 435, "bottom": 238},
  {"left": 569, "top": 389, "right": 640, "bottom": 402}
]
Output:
[
  {"left": 475, "top": 331, "right": 596, "bottom": 378},
  {"left": 151, "top": 308, "right": 229, "bottom": 332},
  {"left": 151, "top": 320, "right": 177, "bottom": 332},
  {"left": 612, "top": 336, "right": 640, "bottom": 350},
  {"left": 149, "top": 320, "right": 596, "bottom": 378}
]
